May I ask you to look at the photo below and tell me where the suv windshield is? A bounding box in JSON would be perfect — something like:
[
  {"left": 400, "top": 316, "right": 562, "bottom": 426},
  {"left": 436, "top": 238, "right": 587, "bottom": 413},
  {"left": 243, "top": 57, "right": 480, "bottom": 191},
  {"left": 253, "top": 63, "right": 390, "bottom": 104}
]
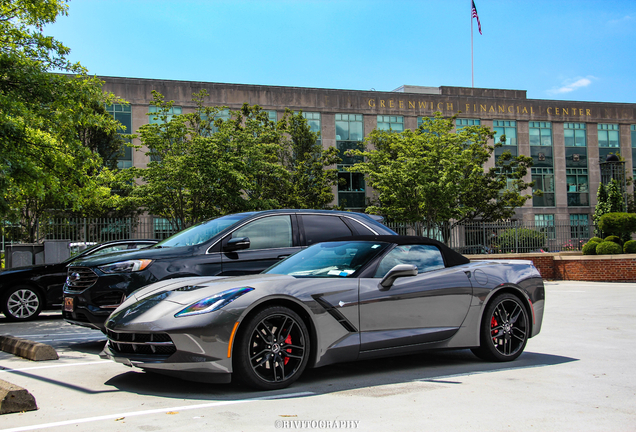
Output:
[
  {"left": 266, "top": 241, "right": 390, "bottom": 278},
  {"left": 155, "top": 213, "right": 254, "bottom": 247}
]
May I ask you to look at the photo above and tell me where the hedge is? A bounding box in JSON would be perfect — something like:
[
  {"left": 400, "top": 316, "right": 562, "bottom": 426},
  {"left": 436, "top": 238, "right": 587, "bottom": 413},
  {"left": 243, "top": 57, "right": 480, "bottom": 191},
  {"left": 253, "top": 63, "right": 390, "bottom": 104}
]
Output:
[
  {"left": 582, "top": 241, "right": 600, "bottom": 255},
  {"left": 604, "top": 235, "right": 623, "bottom": 246},
  {"left": 598, "top": 213, "right": 636, "bottom": 241},
  {"left": 596, "top": 241, "right": 623, "bottom": 255},
  {"left": 624, "top": 240, "right": 636, "bottom": 254}
]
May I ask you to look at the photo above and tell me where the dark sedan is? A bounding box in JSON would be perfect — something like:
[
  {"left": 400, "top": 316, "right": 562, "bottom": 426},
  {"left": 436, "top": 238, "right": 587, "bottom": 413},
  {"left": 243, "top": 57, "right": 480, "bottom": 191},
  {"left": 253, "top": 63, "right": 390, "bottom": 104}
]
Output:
[
  {"left": 63, "top": 210, "right": 396, "bottom": 331},
  {"left": 0, "top": 239, "right": 157, "bottom": 321},
  {"left": 101, "top": 235, "right": 545, "bottom": 390}
]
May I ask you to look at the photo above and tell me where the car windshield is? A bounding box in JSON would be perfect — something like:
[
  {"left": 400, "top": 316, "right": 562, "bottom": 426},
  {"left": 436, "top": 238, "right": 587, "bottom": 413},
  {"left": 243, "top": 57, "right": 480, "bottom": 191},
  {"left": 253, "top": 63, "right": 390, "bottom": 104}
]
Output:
[
  {"left": 154, "top": 213, "right": 254, "bottom": 248},
  {"left": 265, "top": 241, "right": 390, "bottom": 278}
]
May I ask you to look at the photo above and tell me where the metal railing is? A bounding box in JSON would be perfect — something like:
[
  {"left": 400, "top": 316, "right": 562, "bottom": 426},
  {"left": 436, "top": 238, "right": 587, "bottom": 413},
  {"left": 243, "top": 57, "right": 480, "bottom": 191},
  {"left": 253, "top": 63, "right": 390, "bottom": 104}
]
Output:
[
  {"left": 1, "top": 215, "right": 181, "bottom": 252},
  {"left": 384, "top": 220, "right": 591, "bottom": 254},
  {"left": 3, "top": 215, "right": 591, "bottom": 255}
]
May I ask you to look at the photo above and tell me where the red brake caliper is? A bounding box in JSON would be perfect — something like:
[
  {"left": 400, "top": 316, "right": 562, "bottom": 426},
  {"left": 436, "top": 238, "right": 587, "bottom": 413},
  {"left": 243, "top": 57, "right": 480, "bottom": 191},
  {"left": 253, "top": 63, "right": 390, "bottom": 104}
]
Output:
[
  {"left": 284, "top": 334, "right": 292, "bottom": 365},
  {"left": 491, "top": 316, "right": 498, "bottom": 342}
]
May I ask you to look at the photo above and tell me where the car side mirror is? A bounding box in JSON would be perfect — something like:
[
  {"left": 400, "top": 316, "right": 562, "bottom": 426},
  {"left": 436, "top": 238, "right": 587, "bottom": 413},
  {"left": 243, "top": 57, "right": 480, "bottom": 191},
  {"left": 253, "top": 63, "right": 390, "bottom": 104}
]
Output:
[
  {"left": 379, "top": 264, "right": 418, "bottom": 290},
  {"left": 224, "top": 237, "right": 250, "bottom": 252}
]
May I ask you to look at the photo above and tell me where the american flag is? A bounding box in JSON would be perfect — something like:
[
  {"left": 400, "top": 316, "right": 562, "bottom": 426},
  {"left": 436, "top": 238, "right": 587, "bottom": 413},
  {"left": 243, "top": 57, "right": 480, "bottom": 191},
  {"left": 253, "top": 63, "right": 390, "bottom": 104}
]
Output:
[{"left": 472, "top": 1, "right": 482, "bottom": 35}]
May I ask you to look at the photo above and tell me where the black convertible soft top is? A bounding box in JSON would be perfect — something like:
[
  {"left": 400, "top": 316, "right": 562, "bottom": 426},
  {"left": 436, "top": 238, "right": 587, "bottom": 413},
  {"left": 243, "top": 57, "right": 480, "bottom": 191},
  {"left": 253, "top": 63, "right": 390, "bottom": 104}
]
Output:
[{"left": 329, "top": 235, "right": 470, "bottom": 268}]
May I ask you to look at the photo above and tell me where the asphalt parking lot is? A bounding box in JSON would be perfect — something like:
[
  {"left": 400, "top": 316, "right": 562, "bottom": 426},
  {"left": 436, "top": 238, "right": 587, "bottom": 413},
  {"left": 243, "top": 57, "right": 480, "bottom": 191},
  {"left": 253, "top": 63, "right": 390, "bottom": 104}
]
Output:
[{"left": 0, "top": 281, "right": 635, "bottom": 432}]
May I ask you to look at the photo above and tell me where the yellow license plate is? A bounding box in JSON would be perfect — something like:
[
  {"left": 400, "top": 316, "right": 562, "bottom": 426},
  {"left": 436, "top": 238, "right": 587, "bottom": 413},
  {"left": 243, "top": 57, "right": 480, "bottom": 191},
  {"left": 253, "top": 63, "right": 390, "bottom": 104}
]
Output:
[{"left": 63, "top": 296, "right": 74, "bottom": 312}]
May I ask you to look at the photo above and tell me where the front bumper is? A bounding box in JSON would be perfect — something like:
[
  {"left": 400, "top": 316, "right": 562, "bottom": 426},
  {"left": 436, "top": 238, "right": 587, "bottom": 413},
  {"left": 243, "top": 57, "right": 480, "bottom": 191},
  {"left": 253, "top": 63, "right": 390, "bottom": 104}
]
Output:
[
  {"left": 63, "top": 271, "right": 151, "bottom": 330},
  {"left": 100, "top": 336, "right": 233, "bottom": 384}
]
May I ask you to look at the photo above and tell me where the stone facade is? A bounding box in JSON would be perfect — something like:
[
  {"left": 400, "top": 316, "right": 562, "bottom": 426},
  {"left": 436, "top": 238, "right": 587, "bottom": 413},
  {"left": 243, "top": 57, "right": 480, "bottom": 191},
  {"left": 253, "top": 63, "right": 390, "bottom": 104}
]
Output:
[{"left": 100, "top": 77, "right": 636, "bottom": 222}]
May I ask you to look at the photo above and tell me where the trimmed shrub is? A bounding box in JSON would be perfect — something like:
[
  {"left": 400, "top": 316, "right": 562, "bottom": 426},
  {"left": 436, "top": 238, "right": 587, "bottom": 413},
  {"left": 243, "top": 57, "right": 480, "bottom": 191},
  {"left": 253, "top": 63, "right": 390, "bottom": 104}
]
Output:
[
  {"left": 596, "top": 241, "right": 623, "bottom": 255},
  {"left": 589, "top": 237, "right": 604, "bottom": 244},
  {"left": 604, "top": 235, "right": 623, "bottom": 246},
  {"left": 624, "top": 240, "right": 636, "bottom": 254},
  {"left": 582, "top": 241, "right": 600, "bottom": 255},
  {"left": 598, "top": 212, "right": 636, "bottom": 242}
]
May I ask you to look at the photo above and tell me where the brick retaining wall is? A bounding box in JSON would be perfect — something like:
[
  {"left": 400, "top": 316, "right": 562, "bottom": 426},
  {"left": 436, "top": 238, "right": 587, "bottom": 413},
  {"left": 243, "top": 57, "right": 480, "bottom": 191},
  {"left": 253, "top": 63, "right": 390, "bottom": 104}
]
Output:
[{"left": 467, "top": 253, "right": 636, "bottom": 282}]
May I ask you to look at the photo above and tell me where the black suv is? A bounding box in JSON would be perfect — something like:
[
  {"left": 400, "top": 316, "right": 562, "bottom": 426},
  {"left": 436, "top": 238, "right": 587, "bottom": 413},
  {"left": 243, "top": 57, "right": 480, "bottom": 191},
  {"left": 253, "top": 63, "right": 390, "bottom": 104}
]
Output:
[
  {"left": 1, "top": 239, "right": 157, "bottom": 321},
  {"left": 63, "top": 210, "right": 396, "bottom": 330}
]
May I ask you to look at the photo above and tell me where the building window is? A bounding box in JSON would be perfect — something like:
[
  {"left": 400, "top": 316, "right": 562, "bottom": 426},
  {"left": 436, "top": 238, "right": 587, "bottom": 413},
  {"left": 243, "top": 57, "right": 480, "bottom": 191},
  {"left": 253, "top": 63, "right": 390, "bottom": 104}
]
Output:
[
  {"left": 532, "top": 168, "right": 555, "bottom": 207},
  {"left": 153, "top": 218, "right": 180, "bottom": 240},
  {"left": 105, "top": 104, "right": 133, "bottom": 169},
  {"left": 565, "top": 123, "right": 587, "bottom": 169},
  {"left": 267, "top": 110, "right": 277, "bottom": 123},
  {"left": 493, "top": 120, "right": 517, "bottom": 157},
  {"left": 300, "top": 112, "right": 321, "bottom": 144},
  {"left": 207, "top": 108, "right": 231, "bottom": 133},
  {"left": 456, "top": 118, "right": 481, "bottom": 129},
  {"left": 148, "top": 105, "right": 182, "bottom": 124},
  {"left": 147, "top": 105, "right": 183, "bottom": 161},
  {"left": 377, "top": 115, "right": 404, "bottom": 132},
  {"left": 417, "top": 117, "right": 442, "bottom": 135},
  {"left": 336, "top": 114, "right": 364, "bottom": 142},
  {"left": 338, "top": 171, "right": 366, "bottom": 209},
  {"left": 336, "top": 114, "right": 365, "bottom": 209},
  {"left": 529, "top": 121, "right": 552, "bottom": 146},
  {"left": 535, "top": 214, "right": 555, "bottom": 240},
  {"left": 570, "top": 214, "right": 589, "bottom": 240},
  {"left": 530, "top": 122, "right": 552, "bottom": 168},
  {"left": 598, "top": 123, "right": 620, "bottom": 162},
  {"left": 564, "top": 123, "right": 586, "bottom": 147},
  {"left": 566, "top": 168, "right": 589, "bottom": 207}
]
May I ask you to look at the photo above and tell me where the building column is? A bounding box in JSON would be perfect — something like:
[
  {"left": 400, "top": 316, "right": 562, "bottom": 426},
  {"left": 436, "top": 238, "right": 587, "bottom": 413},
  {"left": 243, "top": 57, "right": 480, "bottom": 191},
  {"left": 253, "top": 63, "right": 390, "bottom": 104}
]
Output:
[
  {"left": 552, "top": 122, "right": 569, "bottom": 222},
  {"left": 587, "top": 123, "right": 600, "bottom": 207}
]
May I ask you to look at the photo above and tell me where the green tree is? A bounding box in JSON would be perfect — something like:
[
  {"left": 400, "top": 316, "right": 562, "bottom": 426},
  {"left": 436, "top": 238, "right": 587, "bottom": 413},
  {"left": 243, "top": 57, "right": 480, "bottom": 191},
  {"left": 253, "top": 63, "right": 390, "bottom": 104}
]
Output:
[
  {"left": 593, "top": 180, "right": 624, "bottom": 236},
  {"left": 349, "top": 113, "right": 534, "bottom": 240},
  {"left": 598, "top": 212, "right": 636, "bottom": 242},
  {"left": 277, "top": 109, "right": 341, "bottom": 209},
  {"left": 132, "top": 92, "right": 346, "bottom": 229},
  {"left": 1, "top": 0, "right": 130, "bottom": 240},
  {"left": 132, "top": 91, "right": 288, "bottom": 231}
]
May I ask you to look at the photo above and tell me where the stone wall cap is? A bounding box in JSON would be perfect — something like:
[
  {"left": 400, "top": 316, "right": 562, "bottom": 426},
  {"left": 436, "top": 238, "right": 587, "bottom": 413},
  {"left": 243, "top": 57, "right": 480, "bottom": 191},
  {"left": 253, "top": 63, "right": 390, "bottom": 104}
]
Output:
[{"left": 552, "top": 253, "right": 636, "bottom": 261}]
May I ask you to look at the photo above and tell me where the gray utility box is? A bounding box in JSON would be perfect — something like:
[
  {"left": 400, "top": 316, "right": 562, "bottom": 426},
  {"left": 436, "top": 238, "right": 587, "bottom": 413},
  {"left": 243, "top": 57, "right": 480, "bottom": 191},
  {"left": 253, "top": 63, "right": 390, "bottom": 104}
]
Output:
[{"left": 4, "top": 240, "right": 71, "bottom": 269}]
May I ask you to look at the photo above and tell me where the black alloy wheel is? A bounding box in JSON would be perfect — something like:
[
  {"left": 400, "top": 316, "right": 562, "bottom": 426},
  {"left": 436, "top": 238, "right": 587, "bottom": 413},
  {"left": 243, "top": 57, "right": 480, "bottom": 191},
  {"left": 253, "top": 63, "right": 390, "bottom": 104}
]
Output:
[
  {"left": 234, "top": 306, "right": 310, "bottom": 390},
  {"left": 2, "top": 286, "right": 44, "bottom": 321},
  {"left": 472, "top": 293, "right": 529, "bottom": 362}
]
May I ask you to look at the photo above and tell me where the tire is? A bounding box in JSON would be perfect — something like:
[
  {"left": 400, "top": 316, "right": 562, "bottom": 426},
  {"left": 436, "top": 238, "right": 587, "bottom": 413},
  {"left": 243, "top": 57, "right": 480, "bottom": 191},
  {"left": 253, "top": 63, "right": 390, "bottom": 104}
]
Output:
[
  {"left": 471, "top": 293, "right": 529, "bottom": 362},
  {"left": 233, "top": 306, "right": 310, "bottom": 390},
  {"left": 2, "top": 286, "right": 44, "bottom": 321}
]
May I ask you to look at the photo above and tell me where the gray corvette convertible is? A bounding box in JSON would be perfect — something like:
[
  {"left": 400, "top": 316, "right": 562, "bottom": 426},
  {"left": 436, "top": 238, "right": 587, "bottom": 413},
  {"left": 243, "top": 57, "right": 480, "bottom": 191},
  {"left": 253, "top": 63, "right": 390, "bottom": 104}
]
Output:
[{"left": 102, "top": 235, "right": 545, "bottom": 390}]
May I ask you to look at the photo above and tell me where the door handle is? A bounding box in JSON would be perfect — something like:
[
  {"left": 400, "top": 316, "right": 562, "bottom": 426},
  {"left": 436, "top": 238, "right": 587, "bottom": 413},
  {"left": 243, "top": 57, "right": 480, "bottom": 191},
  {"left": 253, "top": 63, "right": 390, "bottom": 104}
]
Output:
[{"left": 278, "top": 255, "right": 290, "bottom": 260}]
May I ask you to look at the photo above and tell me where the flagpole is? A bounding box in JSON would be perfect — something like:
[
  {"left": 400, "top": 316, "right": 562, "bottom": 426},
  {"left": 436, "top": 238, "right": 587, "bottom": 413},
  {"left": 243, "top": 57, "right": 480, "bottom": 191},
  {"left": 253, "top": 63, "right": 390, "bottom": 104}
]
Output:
[{"left": 471, "top": 2, "right": 474, "bottom": 88}]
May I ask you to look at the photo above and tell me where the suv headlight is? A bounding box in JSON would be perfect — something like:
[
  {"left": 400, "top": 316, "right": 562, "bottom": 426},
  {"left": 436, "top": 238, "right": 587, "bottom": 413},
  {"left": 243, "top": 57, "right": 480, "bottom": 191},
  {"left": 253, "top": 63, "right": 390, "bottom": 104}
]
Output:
[{"left": 98, "top": 259, "right": 153, "bottom": 274}]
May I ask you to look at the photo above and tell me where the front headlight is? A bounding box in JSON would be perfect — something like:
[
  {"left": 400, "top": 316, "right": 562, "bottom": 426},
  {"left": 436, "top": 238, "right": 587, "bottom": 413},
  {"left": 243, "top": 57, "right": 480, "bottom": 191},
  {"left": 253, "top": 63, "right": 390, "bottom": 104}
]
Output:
[
  {"left": 175, "top": 287, "right": 254, "bottom": 318},
  {"left": 98, "top": 259, "right": 153, "bottom": 274}
]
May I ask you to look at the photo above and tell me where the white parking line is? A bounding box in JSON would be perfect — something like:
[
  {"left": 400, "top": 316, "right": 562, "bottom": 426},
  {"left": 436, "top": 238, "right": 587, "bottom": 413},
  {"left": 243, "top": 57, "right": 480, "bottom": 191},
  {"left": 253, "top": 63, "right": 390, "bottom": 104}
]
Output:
[
  {"left": 0, "top": 361, "right": 111, "bottom": 373},
  {"left": 31, "top": 336, "right": 106, "bottom": 342},
  {"left": 8, "top": 332, "right": 101, "bottom": 338},
  {"left": 0, "top": 391, "right": 315, "bottom": 432}
]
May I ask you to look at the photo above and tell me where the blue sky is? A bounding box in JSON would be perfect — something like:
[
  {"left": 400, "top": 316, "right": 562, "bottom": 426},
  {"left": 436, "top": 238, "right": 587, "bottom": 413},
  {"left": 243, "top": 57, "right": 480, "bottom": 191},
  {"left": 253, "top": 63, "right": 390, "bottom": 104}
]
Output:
[{"left": 46, "top": 0, "right": 636, "bottom": 103}]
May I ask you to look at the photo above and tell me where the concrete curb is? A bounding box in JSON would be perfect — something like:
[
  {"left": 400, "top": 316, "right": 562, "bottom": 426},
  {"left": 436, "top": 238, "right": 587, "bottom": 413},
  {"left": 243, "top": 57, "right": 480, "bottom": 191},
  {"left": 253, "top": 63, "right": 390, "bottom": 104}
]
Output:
[
  {"left": 0, "top": 379, "right": 38, "bottom": 415},
  {"left": 0, "top": 335, "right": 58, "bottom": 361}
]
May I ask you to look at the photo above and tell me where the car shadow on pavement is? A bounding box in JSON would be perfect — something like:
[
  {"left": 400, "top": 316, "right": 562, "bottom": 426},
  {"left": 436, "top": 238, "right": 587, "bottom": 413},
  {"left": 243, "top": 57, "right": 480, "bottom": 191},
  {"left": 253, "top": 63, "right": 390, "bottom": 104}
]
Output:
[{"left": 103, "top": 349, "right": 577, "bottom": 401}]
